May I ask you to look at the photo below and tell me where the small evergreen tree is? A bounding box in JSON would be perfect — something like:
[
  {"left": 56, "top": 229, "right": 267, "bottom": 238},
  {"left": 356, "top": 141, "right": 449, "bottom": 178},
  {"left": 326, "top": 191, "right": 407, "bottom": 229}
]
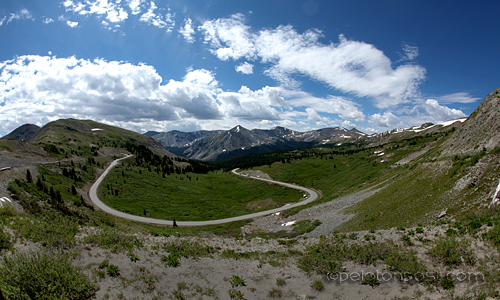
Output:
[{"left": 26, "top": 169, "right": 32, "bottom": 183}]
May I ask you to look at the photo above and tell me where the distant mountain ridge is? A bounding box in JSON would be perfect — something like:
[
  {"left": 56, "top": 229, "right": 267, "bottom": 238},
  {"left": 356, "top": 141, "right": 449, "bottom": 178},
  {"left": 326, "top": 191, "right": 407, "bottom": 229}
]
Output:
[{"left": 149, "top": 125, "right": 368, "bottom": 161}]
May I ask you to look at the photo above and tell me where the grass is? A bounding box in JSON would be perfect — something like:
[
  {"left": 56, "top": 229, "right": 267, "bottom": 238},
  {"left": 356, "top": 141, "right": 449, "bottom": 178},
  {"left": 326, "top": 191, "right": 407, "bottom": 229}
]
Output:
[
  {"left": 0, "top": 250, "right": 97, "bottom": 300},
  {"left": 428, "top": 236, "right": 476, "bottom": 266},
  {"left": 83, "top": 229, "right": 141, "bottom": 253},
  {"left": 292, "top": 219, "right": 322, "bottom": 235},
  {"left": 12, "top": 212, "right": 79, "bottom": 249},
  {"left": 100, "top": 165, "right": 303, "bottom": 221}
]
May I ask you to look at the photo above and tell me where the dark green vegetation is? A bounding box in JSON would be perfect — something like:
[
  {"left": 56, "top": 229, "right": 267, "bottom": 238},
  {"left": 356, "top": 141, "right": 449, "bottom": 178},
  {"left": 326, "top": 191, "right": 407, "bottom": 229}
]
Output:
[
  {"left": 100, "top": 162, "right": 303, "bottom": 221},
  {"left": 0, "top": 251, "right": 97, "bottom": 300}
]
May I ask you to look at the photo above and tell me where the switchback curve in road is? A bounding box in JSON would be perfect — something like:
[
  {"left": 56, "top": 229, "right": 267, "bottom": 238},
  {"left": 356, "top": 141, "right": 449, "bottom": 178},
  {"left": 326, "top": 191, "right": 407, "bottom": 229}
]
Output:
[{"left": 88, "top": 156, "right": 318, "bottom": 227}]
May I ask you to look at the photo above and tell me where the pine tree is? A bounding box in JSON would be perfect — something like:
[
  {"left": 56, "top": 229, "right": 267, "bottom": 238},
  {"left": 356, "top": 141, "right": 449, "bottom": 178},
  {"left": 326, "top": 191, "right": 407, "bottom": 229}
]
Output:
[{"left": 26, "top": 169, "right": 32, "bottom": 183}]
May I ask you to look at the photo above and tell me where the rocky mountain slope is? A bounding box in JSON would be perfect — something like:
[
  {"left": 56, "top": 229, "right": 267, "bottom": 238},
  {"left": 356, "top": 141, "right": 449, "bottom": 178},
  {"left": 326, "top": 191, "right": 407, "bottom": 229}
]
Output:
[
  {"left": 440, "top": 87, "right": 500, "bottom": 157},
  {"left": 152, "top": 125, "right": 367, "bottom": 161}
]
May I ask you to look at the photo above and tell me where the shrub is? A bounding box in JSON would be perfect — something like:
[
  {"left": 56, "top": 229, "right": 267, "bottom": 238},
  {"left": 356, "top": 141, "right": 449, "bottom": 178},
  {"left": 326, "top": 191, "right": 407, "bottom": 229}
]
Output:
[
  {"left": 362, "top": 273, "right": 380, "bottom": 288},
  {"left": 483, "top": 224, "right": 500, "bottom": 247},
  {"left": 276, "top": 277, "right": 286, "bottom": 287},
  {"left": 83, "top": 229, "right": 139, "bottom": 253},
  {"left": 441, "top": 275, "right": 455, "bottom": 290},
  {"left": 106, "top": 265, "right": 120, "bottom": 277},
  {"left": 386, "top": 248, "right": 426, "bottom": 276},
  {"left": 0, "top": 251, "right": 97, "bottom": 299},
  {"left": 13, "top": 213, "right": 78, "bottom": 249},
  {"left": 428, "top": 237, "right": 475, "bottom": 266},
  {"left": 416, "top": 227, "right": 424, "bottom": 234},
  {"left": 229, "top": 275, "right": 246, "bottom": 288},
  {"left": 0, "top": 226, "right": 11, "bottom": 250},
  {"left": 162, "top": 254, "right": 180, "bottom": 267},
  {"left": 228, "top": 289, "right": 244, "bottom": 299},
  {"left": 268, "top": 287, "right": 283, "bottom": 298},
  {"left": 298, "top": 237, "right": 347, "bottom": 275},
  {"left": 348, "top": 241, "right": 394, "bottom": 265},
  {"left": 310, "top": 279, "right": 324, "bottom": 291}
]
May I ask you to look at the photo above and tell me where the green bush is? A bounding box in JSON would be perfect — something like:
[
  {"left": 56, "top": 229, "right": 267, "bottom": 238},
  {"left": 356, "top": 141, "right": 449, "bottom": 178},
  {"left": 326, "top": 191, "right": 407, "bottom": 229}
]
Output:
[
  {"left": 83, "top": 229, "right": 139, "bottom": 253},
  {"left": 483, "top": 224, "right": 500, "bottom": 247},
  {"left": 106, "top": 265, "right": 120, "bottom": 277},
  {"left": 310, "top": 279, "right": 324, "bottom": 291},
  {"left": 362, "top": 273, "right": 380, "bottom": 288},
  {"left": 229, "top": 275, "right": 246, "bottom": 288},
  {"left": 12, "top": 213, "right": 78, "bottom": 249},
  {"left": 0, "top": 226, "right": 11, "bottom": 250},
  {"left": 162, "top": 254, "right": 180, "bottom": 267},
  {"left": 428, "top": 237, "right": 475, "bottom": 266},
  {"left": 298, "top": 237, "right": 347, "bottom": 275},
  {"left": 386, "top": 248, "right": 426, "bottom": 276},
  {"left": 268, "top": 288, "right": 283, "bottom": 298},
  {"left": 0, "top": 251, "right": 97, "bottom": 299}
]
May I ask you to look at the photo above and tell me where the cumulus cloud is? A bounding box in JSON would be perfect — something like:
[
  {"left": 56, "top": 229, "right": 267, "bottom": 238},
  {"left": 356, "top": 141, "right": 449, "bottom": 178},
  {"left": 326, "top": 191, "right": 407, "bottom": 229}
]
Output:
[
  {"left": 434, "top": 92, "right": 481, "bottom": 104},
  {"left": 235, "top": 62, "right": 253, "bottom": 74},
  {"left": 128, "top": 0, "right": 143, "bottom": 15},
  {"left": 369, "top": 112, "right": 399, "bottom": 128},
  {"left": 200, "top": 15, "right": 426, "bottom": 108},
  {"left": 179, "top": 18, "right": 195, "bottom": 43},
  {"left": 423, "top": 99, "right": 466, "bottom": 122},
  {"left": 0, "top": 55, "right": 316, "bottom": 133},
  {"left": 67, "top": 20, "right": 79, "bottom": 28},
  {"left": 43, "top": 17, "right": 54, "bottom": 24}
]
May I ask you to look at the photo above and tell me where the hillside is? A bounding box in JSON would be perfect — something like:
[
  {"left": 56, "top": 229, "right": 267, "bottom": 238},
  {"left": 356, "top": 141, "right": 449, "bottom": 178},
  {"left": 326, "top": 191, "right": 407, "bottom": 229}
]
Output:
[
  {"left": 440, "top": 87, "right": 500, "bottom": 157},
  {"left": 28, "top": 119, "right": 174, "bottom": 158},
  {"left": 1, "top": 124, "right": 40, "bottom": 142}
]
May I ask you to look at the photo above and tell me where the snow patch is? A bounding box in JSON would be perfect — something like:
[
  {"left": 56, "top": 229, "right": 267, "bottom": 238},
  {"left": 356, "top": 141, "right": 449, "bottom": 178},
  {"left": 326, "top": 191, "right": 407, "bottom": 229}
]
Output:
[
  {"left": 91, "top": 128, "right": 103, "bottom": 131},
  {"left": 281, "top": 221, "right": 296, "bottom": 227}
]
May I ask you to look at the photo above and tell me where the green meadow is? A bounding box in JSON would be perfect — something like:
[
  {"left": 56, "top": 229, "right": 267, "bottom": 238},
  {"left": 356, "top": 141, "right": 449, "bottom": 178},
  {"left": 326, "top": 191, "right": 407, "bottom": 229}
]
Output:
[{"left": 99, "top": 165, "right": 303, "bottom": 221}]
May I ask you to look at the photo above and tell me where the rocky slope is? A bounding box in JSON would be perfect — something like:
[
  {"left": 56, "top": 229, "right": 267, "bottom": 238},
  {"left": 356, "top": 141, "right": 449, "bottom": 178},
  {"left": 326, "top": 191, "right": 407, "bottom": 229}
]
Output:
[{"left": 440, "top": 87, "right": 500, "bottom": 157}]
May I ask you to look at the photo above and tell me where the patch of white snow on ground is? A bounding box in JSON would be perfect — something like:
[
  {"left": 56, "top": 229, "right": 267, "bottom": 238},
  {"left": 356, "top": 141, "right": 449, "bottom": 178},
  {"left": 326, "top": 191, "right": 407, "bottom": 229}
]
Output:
[
  {"left": 490, "top": 179, "right": 500, "bottom": 207},
  {"left": 91, "top": 128, "right": 103, "bottom": 131},
  {"left": 281, "top": 221, "right": 296, "bottom": 227}
]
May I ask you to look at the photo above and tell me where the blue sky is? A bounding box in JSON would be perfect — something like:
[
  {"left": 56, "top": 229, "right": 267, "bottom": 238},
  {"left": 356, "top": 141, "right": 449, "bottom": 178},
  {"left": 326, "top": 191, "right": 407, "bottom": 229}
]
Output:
[{"left": 1, "top": 0, "right": 498, "bottom": 136}]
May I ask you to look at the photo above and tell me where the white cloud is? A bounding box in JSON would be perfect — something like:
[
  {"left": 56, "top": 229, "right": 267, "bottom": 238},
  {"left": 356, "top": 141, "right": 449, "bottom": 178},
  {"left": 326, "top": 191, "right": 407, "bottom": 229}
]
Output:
[
  {"left": 128, "top": 0, "right": 143, "bottom": 15},
  {"left": 284, "top": 90, "right": 365, "bottom": 121},
  {"left": 0, "top": 16, "right": 7, "bottom": 26},
  {"left": 235, "top": 62, "right": 253, "bottom": 74},
  {"left": 200, "top": 16, "right": 426, "bottom": 108},
  {"left": 0, "top": 55, "right": 305, "bottom": 133},
  {"left": 402, "top": 44, "right": 419, "bottom": 61},
  {"left": 199, "top": 13, "right": 257, "bottom": 61},
  {"left": 43, "top": 17, "right": 54, "bottom": 24},
  {"left": 369, "top": 112, "right": 399, "bottom": 128},
  {"left": 67, "top": 20, "right": 79, "bottom": 28},
  {"left": 139, "top": 1, "right": 175, "bottom": 31},
  {"left": 63, "top": 0, "right": 129, "bottom": 24},
  {"left": 5, "top": 9, "right": 34, "bottom": 25},
  {"left": 423, "top": 99, "right": 466, "bottom": 122},
  {"left": 434, "top": 92, "right": 481, "bottom": 104},
  {"left": 179, "top": 18, "right": 195, "bottom": 43},
  {"left": 306, "top": 108, "right": 324, "bottom": 123}
]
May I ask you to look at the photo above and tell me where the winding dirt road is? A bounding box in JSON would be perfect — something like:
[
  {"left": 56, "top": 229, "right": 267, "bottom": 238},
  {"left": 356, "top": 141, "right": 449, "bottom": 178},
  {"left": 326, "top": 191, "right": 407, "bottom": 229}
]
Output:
[{"left": 89, "top": 155, "right": 318, "bottom": 226}]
